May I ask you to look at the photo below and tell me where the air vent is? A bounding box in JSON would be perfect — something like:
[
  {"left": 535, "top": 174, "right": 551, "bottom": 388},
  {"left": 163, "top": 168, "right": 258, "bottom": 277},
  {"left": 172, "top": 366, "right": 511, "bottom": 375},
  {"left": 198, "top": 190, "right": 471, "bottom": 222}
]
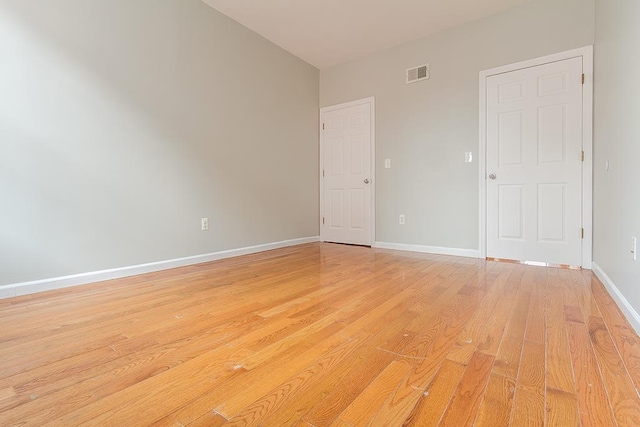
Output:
[{"left": 406, "top": 64, "right": 430, "bottom": 84}]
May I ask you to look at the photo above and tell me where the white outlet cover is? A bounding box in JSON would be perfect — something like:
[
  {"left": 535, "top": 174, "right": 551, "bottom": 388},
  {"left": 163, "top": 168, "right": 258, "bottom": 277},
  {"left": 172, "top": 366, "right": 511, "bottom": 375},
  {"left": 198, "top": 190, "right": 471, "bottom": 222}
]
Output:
[
  {"left": 201, "top": 218, "right": 209, "bottom": 231},
  {"left": 399, "top": 214, "right": 405, "bottom": 225},
  {"left": 385, "top": 159, "right": 391, "bottom": 169}
]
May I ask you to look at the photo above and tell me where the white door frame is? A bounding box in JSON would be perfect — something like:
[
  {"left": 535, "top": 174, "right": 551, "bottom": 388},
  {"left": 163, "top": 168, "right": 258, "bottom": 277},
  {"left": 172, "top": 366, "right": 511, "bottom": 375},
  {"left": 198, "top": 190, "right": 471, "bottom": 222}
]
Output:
[
  {"left": 320, "top": 96, "right": 376, "bottom": 245},
  {"left": 478, "top": 46, "right": 593, "bottom": 268}
]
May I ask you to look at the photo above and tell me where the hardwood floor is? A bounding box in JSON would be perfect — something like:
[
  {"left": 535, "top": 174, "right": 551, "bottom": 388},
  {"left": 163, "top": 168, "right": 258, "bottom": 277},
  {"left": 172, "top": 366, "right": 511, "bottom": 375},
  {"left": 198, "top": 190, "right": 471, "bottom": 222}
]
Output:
[{"left": 1, "top": 242, "right": 640, "bottom": 426}]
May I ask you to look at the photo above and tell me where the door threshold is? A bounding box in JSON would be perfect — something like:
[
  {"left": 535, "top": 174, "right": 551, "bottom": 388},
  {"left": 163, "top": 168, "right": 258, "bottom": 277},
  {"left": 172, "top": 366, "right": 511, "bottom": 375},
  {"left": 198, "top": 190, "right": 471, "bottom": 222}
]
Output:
[{"left": 486, "top": 257, "right": 582, "bottom": 270}]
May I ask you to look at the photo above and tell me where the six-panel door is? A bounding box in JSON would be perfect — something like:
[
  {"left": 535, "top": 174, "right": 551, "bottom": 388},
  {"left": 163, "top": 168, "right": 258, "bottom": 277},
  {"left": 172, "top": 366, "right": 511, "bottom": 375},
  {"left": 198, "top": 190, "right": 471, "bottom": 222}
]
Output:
[
  {"left": 486, "top": 57, "right": 583, "bottom": 266},
  {"left": 322, "top": 102, "right": 372, "bottom": 246}
]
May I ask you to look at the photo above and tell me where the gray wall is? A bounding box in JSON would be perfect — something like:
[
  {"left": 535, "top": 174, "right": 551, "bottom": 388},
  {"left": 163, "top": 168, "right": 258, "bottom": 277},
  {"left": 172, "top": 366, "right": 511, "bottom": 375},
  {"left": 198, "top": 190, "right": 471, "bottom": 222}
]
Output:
[
  {"left": 320, "top": 0, "right": 595, "bottom": 250},
  {"left": 593, "top": 0, "right": 640, "bottom": 310},
  {"left": 0, "top": 0, "right": 319, "bottom": 286}
]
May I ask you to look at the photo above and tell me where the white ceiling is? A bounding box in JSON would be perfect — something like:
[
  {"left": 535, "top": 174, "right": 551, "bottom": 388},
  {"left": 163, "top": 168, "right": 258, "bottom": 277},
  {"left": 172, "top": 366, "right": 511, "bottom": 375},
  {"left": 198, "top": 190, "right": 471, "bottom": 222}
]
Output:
[{"left": 201, "top": 0, "right": 535, "bottom": 69}]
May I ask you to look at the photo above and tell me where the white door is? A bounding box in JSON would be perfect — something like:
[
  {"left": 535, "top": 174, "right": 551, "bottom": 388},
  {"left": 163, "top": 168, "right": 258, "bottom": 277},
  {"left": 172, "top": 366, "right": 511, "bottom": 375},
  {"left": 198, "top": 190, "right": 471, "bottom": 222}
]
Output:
[
  {"left": 321, "top": 100, "right": 373, "bottom": 246},
  {"left": 486, "top": 57, "right": 583, "bottom": 266}
]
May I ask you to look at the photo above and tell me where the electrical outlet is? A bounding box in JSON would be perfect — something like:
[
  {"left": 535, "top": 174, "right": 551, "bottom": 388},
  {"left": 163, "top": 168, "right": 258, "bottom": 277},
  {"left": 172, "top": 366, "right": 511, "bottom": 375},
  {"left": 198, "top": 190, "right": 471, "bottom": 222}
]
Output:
[
  {"left": 632, "top": 237, "right": 637, "bottom": 261},
  {"left": 399, "top": 214, "right": 405, "bottom": 225},
  {"left": 201, "top": 218, "right": 209, "bottom": 231},
  {"left": 385, "top": 159, "right": 391, "bottom": 169}
]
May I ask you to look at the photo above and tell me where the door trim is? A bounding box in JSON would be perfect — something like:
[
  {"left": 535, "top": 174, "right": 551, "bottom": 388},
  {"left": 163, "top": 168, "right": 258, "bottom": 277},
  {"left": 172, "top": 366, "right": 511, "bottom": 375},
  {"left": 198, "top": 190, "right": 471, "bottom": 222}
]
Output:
[
  {"left": 478, "top": 46, "right": 593, "bottom": 268},
  {"left": 319, "top": 97, "right": 376, "bottom": 245}
]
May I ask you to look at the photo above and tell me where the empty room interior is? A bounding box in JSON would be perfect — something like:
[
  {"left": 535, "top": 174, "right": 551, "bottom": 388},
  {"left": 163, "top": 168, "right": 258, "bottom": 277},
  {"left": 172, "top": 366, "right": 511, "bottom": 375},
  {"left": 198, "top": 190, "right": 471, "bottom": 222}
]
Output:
[{"left": 1, "top": 0, "right": 640, "bottom": 425}]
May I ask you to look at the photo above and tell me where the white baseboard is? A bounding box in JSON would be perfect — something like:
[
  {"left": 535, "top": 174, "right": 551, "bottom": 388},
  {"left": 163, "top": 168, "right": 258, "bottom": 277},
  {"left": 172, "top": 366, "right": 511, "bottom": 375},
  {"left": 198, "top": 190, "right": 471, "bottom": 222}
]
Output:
[
  {"left": 0, "top": 236, "right": 320, "bottom": 300},
  {"left": 373, "top": 242, "right": 480, "bottom": 259},
  {"left": 592, "top": 262, "right": 640, "bottom": 335}
]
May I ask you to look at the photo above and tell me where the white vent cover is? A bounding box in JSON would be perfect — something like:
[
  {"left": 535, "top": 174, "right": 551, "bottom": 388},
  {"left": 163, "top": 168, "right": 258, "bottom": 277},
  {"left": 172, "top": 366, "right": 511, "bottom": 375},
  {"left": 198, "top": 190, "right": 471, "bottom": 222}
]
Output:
[{"left": 406, "top": 64, "right": 430, "bottom": 84}]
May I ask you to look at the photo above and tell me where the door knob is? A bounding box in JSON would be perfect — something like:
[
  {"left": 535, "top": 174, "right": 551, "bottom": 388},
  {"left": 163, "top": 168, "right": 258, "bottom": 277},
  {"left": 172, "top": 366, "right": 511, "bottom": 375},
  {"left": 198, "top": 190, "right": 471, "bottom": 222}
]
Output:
[
  {"left": 364, "top": 179, "right": 370, "bottom": 184},
  {"left": 488, "top": 174, "right": 497, "bottom": 180}
]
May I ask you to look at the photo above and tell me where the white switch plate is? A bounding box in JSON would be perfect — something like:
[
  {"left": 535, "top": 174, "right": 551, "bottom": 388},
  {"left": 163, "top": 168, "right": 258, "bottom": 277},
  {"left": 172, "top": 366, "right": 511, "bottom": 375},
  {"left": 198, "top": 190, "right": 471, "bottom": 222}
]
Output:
[
  {"left": 399, "top": 214, "right": 405, "bottom": 225},
  {"left": 465, "top": 152, "right": 473, "bottom": 163},
  {"left": 632, "top": 237, "right": 637, "bottom": 261},
  {"left": 606, "top": 160, "right": 610, "bottom": 171},
  {"left": 201, "top": 218, "right": 209, "bottom": 231},
  {"left": 385, "top": 159, "right": 391, "bottom": 169}
]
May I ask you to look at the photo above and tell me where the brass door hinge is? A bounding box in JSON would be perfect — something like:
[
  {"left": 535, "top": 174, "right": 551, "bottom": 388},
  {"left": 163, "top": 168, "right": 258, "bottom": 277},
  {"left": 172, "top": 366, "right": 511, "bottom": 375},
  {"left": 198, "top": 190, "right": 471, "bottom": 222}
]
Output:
[
  {"left": 323, "top": 217, "right": 325, "bottom": 225},
  {"left": 582, "top": 73, "right": 585, "bottom": 84},
  {"left": 582, "top": 228, "right": 585, "bottom": 239},
  {"left": 581, "top": 151, "right": 585, "bottom": 161}
]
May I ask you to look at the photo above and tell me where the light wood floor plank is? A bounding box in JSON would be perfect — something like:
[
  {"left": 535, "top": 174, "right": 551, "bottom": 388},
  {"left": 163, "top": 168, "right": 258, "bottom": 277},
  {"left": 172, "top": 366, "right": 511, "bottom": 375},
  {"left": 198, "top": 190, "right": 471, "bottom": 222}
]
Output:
[
  {"left": 567, "top": 320, "right": 617, "bottom": 426},
  {"left": 403, "top": 359, "right": 466, "bottom": 426},
  {"left": 546, "top": 388, "right": 579, "bottom": 427},
  {"left": 510, "top": 340, "right": 545, "bottom": 426},
  {"left": 475, "top": 373, "right": 516, "bottom": 426},
  {"left": 440, "top": 351, "right": 494, "bottom": 426},
  {"left": 493, "top": 284, "right": 531, "bottom": 379},
  {"left": 588, "top": 315, "right": 640, "bottom": 426},
  {"left": 591, "top": 278, "right": 640, "bottom": 391},
  {"left": 544, "top": 268, "right": 577, "bottom": 394}
]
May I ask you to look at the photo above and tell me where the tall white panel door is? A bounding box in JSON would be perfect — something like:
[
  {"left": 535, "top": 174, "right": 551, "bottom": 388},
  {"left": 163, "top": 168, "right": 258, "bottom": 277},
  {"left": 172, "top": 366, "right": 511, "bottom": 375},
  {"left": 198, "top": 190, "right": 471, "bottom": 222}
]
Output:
[
  {"left": 486, "top": 57, "right": 583, "bottom": 265},
  {"left": 321, "top": 100, "right": 373, "bottom": 246}
]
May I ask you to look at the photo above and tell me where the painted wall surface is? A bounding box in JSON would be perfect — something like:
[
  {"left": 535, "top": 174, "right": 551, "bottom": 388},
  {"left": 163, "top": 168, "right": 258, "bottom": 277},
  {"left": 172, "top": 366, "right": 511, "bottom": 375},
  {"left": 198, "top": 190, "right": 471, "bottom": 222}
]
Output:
[
  {"left": 320, "top": 0, "right": 595, "bottom": 250},
  {"left": 0, "top": 0, "right": 319, "bottom": 286},
  {"left": 593, "top": 0, "right": 640, "bottom": 310}
]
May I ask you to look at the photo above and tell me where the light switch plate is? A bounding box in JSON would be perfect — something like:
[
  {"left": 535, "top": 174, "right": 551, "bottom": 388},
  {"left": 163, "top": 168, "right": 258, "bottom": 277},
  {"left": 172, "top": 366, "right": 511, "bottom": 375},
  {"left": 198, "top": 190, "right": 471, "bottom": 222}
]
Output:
[
  {"left": 465, "top": 152, "right": 473, "bottom": 163},
  {"left": 632, "top": 237, "right": 637, "bottom": 261},
  {"left": 385, "top": 159, "right": 391, "bottom": 169}
]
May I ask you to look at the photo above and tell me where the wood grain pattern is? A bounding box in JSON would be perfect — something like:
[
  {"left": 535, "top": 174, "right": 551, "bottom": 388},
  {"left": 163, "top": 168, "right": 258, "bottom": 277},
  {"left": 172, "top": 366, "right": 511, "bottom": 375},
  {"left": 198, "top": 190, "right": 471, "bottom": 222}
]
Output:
[
  {"left": 588, "top": 315, "right": 640, "bottom": 426},
  {"left": 525, "top": 279, "right": 546, "bottom": 344},
  {"left": 476, "top": 266, "right": 523, "bottom": 357},
  {"left": 0, "top": 243, "right": 638, "bottom": 426},
  {"left": 184, "top": 411, "right": 227, "bottom": 427},
  {"left": 493, "top": 285, "right": 531, "bottom": 379},
  {"left": 475, "top": 373, "right": 516, "bottom": 426},
  {"left": 333, "top": 360, "right": 412, "bottom": 426},
  {"left": 546, "top": 388, "right": 579, "bottom": 427},
  {"left": 439, "top": 351, "right": 494, "bottom": 426},
  {"left": 404, "top": 359, "right": 466, "bottom": 426},
  {"left": 0, "top": 388, "right": 16, "bottom": 402},
  {"left": 510, "top": 340, "right": 545, "bottom": 426},
  {"left": 544, "top": 269, "right": 576, "bottom": 394},
  {"left": 567, "top": 320, "right": 617, "bottom": 426},
  {"left": 591, "top": 277, "right": 640, "bottom": 391}
]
